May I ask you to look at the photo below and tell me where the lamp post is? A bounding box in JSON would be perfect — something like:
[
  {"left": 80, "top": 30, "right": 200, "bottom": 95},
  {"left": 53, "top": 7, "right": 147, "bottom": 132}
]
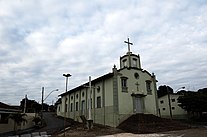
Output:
[
  {"left": 166, "top": 86, "right": 173, "bottom": 119},
  {"left": 41, "top": 88, "right": 58, "bottom": 123},
  {"left": 63, "top": 73, "right": 71, "bottom": 137}
]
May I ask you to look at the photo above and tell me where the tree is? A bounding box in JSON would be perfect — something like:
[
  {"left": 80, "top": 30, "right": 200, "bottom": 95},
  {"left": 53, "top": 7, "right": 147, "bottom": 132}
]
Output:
[
  {"left": 8, "top": 112, "right": 27, "bottom": 132},
  {"left": 157, "top": 85, "right": 173, "bottom": 98},
  {"left": 198, "top": 88, "right": 207, "bottom": 94},
  {"left": 20, "top": 98, "right": 41, "bottom": 113},
  {"left": 178, "top": 90, "right": 207, "bottom": 119}
]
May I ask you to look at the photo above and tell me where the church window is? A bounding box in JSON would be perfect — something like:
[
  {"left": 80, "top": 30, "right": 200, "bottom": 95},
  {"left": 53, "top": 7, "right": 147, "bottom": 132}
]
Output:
[
  {"left": 121, "top": 77, "right": 128, "bottom": 92},
  {"left": 81, "top": 100, "right": 85, "bottom": 110},
  {"left": 70, "top": 103, "right": 73, "bottom": 112},
  {"left": 82, "top": 92, "right": 84, "bottom": 97},
  {"left": 171, "top": 99, "right": 175, "bottom": 102},
  {"left": 65, "top": 98, "right": 68, "bottom": 112},
  {"left": 65, "top": 104, "right": 67, "bottom": 112},
  {"left": 146, "top": 80, "right": 152, "bottom": 94},
  {"left": 97, "top": 86, "right": 100, "bottom": 93},
  {"left": 172, "top": 107, "right": 175, "bottom": 110},
  {"left": 81, "top": 100, "right": 85, "bottom": 115},
  {"left": 71, "top": 96, "right": 73, "bottom": 100},
  {"left": 76, "top": 94, "right": 79, "bottom": 99},
  {"left": 132, "top": 58, "right": 137, "bottom": 67},
  {"left": 134, "top": 73, "right": 139, "bottom": 79},
  {"left": 162, "top": 108, "right": 166, "bottom": 111},
  {"left": 91, "top": 98, "right": 93, "bottom": 108},
  {"left": 160, "top": 100, "right": 164, "bottom": 104},
  {"left": 97, "top": 96, "right": 101, "bottom": 108},
  {"left": 123, "top": 59, "right": 127, "bottom": 67},
  {"left": 76, "top": 102, "right": 79, "bottom": 111}
]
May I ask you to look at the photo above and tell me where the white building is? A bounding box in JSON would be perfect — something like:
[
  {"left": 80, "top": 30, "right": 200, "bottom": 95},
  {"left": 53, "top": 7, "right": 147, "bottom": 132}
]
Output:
[
  {"left": 158, "top": 94, "right": 188, "bottom": 119},
  {"left": 57, "top": 39, "right": 159, "bottom": 127}
]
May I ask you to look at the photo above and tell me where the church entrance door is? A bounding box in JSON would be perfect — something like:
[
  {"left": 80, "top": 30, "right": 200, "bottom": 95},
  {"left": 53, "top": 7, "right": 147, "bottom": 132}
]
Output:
[{"left": 134, "top": 97, "right": 144, "bottom": 113}]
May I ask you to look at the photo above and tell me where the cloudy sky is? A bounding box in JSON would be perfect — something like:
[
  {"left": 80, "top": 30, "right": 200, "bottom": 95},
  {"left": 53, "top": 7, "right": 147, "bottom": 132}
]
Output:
[{"left": 0, "top": 0, "right": 207, "bottom": 105}]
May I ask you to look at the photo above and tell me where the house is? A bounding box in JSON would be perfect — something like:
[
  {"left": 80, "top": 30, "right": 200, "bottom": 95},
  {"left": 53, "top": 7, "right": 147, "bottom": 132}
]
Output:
[
  {"left": 0, "top": 102, "right": 37, "bottom": 134},
  {"left": 158, "top": 94, "right": 188, "bottom": 119},
  {"left": 57, "top": 39, "right": 159, "bottom": 127},
  {"left": 0, "top": 102, "right": 20, "bottom": 134}
]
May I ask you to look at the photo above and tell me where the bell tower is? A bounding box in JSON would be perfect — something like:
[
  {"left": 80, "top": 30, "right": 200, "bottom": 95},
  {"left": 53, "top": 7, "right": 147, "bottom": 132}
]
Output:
[{"left": 120, "top": 38, "right": 141, "bottom": 69}]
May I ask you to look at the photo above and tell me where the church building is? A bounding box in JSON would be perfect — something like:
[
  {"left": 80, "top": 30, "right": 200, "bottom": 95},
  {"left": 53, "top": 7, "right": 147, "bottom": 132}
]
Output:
[{"left": 57, "top": 38, "right": 159, "bottom": 127}]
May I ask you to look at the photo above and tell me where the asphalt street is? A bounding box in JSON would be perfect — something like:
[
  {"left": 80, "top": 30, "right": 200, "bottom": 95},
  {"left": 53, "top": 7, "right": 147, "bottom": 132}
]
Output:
[{"left": 36, "top": 112, "right": 70, "bottom": 135}]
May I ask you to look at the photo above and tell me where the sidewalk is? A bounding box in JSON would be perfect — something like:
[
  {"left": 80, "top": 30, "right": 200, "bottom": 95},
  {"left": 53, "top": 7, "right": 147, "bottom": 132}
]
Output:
[{"left": 8, "top": 131, "right": 51, "bottom": 137}]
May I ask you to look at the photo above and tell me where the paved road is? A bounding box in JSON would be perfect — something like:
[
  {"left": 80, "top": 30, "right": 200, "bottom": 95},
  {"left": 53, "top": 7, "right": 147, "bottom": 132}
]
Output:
[{"left": 36, "top": 112, "right": 70, "bottom": 135}]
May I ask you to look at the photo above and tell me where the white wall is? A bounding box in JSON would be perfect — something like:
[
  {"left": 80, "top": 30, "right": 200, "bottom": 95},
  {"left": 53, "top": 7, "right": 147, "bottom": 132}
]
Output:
[
  {"left": 159, "top": 94, "right": 187, "bottom": 119},
  {"left": 118, "top": 68, "right": 157, "bottom": 115},
  {"left": 0, "top": 113, "right": 36, "bottom": 134}
]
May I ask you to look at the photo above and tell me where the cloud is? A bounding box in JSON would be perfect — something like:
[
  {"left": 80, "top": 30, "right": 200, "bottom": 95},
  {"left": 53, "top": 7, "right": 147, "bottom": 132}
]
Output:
[{"left": 0, "top": 0, "right": 207, "bottom": 105}]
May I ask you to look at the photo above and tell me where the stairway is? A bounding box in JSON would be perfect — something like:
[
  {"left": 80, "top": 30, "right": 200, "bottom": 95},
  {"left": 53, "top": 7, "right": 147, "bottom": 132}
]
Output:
[{"left": 118, "top": 114, "right": 189, "bottom": 134}]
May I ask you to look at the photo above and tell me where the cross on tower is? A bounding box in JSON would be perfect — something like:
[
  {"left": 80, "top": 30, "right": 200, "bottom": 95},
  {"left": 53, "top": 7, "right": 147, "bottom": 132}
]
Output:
[{"left": 124, "top": 38, "right": 133, "bottom": 53}]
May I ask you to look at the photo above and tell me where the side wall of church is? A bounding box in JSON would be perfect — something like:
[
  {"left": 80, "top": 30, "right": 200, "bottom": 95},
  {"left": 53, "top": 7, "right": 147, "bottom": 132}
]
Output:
[
  {"left": 91, "top": 78, "right": 115, "bottom": 127},
  {"left": 57, "top": 77, "right": 117, "bottom": 127}
]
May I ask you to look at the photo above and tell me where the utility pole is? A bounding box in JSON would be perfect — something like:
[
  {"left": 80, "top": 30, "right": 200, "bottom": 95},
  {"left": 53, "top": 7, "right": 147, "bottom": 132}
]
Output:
[
  {"left": 41, "top": 87, "right": 44, "bottom": 122},
  {"left": 88, "top": 76, "right": 92, "bottom": 120},
  {"left": 23, "top": 94, "right": 27, "bottom": 113},
  {"left": 86, "top": 76, "right": 93, "bottom": 129},
  {"left": 166, "top": 86, "right": 172, "bottom": 119},
  {"left": 80, "top": 76, "right": 95, "bottom": 129},
  {"left": 82, "top": 76, "right": 94, "bottom": 129}
]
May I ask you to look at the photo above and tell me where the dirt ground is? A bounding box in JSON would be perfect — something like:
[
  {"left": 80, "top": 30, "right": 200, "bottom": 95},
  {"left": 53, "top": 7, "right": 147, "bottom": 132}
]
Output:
[
  {"left": 56, "top": 124, "right": 123, "bottom": 137},
  {"left": 55, "top": 114, "right": 207, "bottom": 137},
  {"left": 56, "top": 126, "right": 207, "bottom": 137}
]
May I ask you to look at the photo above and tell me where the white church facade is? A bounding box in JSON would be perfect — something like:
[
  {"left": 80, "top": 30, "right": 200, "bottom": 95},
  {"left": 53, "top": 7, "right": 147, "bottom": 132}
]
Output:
[{"left": 57, "top": 39, "right": 159, "bottom": 127}]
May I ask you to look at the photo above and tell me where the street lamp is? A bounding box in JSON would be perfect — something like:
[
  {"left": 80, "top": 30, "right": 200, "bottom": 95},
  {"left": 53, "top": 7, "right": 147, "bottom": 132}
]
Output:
[
  {"left": 41, "top": 88, "right": 58, "bottom": 123},
  {"left": 43, "top": 89, "right": 59, "bottom": 102},
  {"left": 175, "top": 87, "right": 185, "bottom": 93},
  {"left": 63, "top": 73, "right": 71, "bottom": 137}
]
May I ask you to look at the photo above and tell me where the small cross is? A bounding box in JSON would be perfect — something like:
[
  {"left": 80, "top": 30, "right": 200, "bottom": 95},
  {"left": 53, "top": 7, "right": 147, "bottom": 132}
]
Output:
[
  {"left": 124, "top": 38, "right": 133, "bottom": 53},
  {"left": 135, "top": 82, "right": 139, "bottom": 91}
]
